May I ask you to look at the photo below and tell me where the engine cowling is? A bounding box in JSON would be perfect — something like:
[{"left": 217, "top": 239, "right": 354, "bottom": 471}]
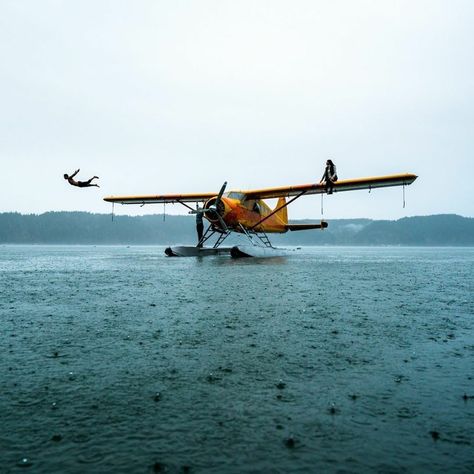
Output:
[{"left": 204, "top": 197, "right": 228, "bottom": 224}]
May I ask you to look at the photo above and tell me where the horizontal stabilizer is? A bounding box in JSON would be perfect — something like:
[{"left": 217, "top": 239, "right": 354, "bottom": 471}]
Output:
[{"left": 286, "top": 222, "right": 328, "bottom": 231}]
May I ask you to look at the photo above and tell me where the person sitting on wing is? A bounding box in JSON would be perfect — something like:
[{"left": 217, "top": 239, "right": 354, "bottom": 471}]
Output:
[
  {"left": 64, "top": 169, "right": 100, "bottom": 188},
  {"left": 320, "top": 159, "right": 338, "bottom": 194}
]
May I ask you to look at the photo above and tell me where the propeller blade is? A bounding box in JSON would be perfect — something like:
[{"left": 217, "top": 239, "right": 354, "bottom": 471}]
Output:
[
  {"left": 216, "top": 181, "right": 227, "bottom": 203},
  {"left": 216, "top": 213, "right": 228, "bottom": 231}
]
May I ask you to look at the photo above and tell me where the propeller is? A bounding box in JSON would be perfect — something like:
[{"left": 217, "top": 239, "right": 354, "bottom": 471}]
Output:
[
  {"left": 189, "top": 181, "right": 228, "bottom": 231},
  {"left": 206, "top": 181, "right": 228, "bottom": 231},
  {"left": 188, "top": 182, "right": 228, "bottom": 246},
  {"left": 190, "top": 181, "right": 227, "bottom": 217}
]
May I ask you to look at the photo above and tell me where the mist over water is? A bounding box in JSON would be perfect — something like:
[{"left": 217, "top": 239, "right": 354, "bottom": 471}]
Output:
[{"left": 1, "top": 246, "right": 473, "bottom": 473}]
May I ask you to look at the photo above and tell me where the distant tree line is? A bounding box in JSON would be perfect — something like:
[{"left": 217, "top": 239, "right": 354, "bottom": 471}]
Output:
[{"left": 0, "top": 212, "right": 473, "bottom": 246}]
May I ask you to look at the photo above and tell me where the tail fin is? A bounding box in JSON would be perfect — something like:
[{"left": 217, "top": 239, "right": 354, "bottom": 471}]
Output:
[{"left": 274, "top": 197, "right": 288, "bottom": 225}]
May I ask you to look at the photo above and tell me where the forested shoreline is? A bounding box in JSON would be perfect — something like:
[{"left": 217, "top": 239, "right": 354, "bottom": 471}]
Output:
[{"left": 0, "top": 212, "right": 473, "bottom": 246}]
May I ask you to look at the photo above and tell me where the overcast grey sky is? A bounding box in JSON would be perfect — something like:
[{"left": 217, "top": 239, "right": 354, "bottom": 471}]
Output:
[{"left": 1, "top": 0, "right": 473, "bottom": 220}]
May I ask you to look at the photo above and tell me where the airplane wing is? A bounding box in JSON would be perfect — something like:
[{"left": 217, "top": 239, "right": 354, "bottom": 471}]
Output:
[
  {"left": 103, "top": 173, "right": 417, "bottom": 205},
  {"left": 241, "top": 173, "right": 417, "bottom": 200},
  {"left": 103, "top": 192, "right": 216, "bottom": 205}
]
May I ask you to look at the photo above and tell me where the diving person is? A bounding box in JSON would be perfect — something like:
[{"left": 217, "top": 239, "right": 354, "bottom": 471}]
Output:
[{"left": 64, "top": 169, "right": 100, "bottom": 188}]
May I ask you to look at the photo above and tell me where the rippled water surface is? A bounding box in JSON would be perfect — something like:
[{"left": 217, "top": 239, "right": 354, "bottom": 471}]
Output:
[{"left": 1, "top": 245, "right": 473, "bottom": 473}]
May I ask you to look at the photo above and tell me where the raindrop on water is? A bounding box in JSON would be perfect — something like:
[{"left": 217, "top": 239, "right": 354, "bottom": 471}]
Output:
[{"left": 17, "top": 457, "right": 32, "bottom": 467}]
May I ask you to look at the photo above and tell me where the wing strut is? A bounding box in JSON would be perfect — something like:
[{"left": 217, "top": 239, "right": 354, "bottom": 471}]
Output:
[
  {"left": 249, "top": 189, "right": 309, "bottom": 231},
  {"left": 177, "top": 200, "right": 195, "bottom": 212}
]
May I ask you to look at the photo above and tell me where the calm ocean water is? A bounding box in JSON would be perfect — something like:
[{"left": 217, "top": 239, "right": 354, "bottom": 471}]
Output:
[{"left": 1, "top": 245, "right": 473, "bottom": 473}]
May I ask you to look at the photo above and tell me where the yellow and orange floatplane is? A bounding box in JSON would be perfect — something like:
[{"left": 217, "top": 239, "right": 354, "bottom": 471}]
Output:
[{"left": 104, "top": 173, "right": 417, "bottom": 257}]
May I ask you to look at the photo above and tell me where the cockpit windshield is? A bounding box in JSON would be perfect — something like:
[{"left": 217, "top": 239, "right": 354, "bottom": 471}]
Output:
[{"left": 226, "top": 192, "right": 245, "bottom": 201}]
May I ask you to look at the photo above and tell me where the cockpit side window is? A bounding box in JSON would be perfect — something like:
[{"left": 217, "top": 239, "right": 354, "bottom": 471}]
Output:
[{"left": 240, "top": 198, "right": 261, "bottom": 214}]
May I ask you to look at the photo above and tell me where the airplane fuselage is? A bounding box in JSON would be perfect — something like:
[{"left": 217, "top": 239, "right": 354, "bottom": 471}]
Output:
[{"left": 204, "top": 196, "right": 288, "bottom": 233}]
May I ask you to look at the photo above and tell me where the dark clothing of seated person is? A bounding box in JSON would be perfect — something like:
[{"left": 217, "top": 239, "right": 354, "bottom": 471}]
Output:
[{"left": 320, "top": 160, "right": 337, "bottom": 194}]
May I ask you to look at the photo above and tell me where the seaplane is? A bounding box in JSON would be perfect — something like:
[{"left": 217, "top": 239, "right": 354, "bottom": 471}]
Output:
[{"left": 104, "top": 172, "right": 417, "bottom": 257}]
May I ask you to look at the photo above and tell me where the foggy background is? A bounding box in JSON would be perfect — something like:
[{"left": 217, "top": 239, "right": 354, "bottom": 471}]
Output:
[{"left": 1, "top": 1, "right": 472, "bottom": 219}]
